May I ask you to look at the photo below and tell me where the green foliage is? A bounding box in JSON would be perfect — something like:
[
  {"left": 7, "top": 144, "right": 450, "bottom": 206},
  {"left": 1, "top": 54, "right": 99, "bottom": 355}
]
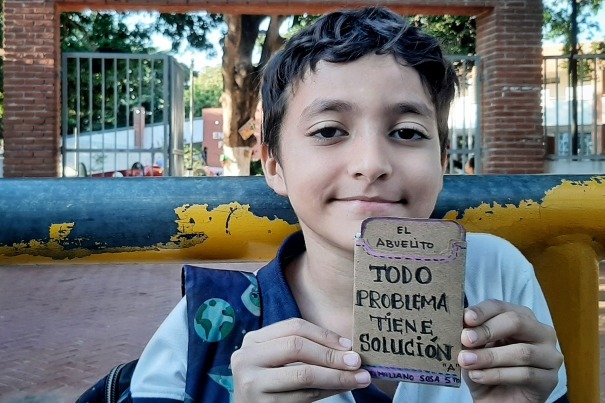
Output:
[
  {"left": 409, "top": 15, "right": 476, "bottom": 55},
  {"left": 61, "top": 12, "right": 222, "bottom": 135},
  {"left": 183, "top": 143, "right": 208, "bottom": 176},
  {"left": 590, "top": 42, "right": 605, "bottom": 53},
  {"left": 185, "top": 66, "right": 223, "bottom": 118},
  {"left": 61, "top": 12, "right": 163, "bottom": 135},
  {"left": 284, "top": 14, "right": 321, "bottom": 38},
  {"left": 61, "top": 12, "right": 154, "bottom": 53},
  {"left": 544, "top": 0, "right": 604, "bottom": 53},
  {"left": 250, "top": 159, "right": 263, "bottom": 176},
  {"left": 284, "top": 13, "right": 476, "bottom": 55},
  {"left": 155, "top": 13, "right": 223, "bottom": 53},
  {"left": 63, "top": 56, "right": 167, "bottom": 135}
]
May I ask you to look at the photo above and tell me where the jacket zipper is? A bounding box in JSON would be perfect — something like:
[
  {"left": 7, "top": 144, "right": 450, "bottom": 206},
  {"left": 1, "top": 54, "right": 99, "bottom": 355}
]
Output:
[{"left": 105, "top": 363, "right": 126, "bottom": 403}]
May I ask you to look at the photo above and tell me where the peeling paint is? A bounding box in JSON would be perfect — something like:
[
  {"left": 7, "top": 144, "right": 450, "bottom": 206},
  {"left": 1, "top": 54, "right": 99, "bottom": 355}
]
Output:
[
  {"left": 1, "top": 178, "right": 603, "bottom": 264},
  {"left": 444, "top": 177, "right": 605, "bottom": 254},
  {"left": 169, "top": 202, "right": 299, "bottom": 260},
  {"left": 0, "top": 202, "right": 299, "bottom": 263},
  {"left": 440, "top": 176, "right": 604, "bottom": 403},
  {"left": 49, "top": 223, "right": 75, "bottom": 243}
]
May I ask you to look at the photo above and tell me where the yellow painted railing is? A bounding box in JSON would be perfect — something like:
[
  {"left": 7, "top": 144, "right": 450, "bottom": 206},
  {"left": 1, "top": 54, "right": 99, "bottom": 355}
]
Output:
[{"left": 1, "top": 175, "right": 603, "bottom": 402}]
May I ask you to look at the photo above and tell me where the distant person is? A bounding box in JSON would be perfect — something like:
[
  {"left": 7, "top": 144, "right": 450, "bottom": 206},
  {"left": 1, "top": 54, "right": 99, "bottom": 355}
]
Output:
[{"left": 465, "top": 156, "right": 475, "bottom": 175}]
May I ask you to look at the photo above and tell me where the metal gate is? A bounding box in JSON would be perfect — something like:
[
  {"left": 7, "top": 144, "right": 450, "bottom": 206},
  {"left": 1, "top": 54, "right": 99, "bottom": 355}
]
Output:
[
  {"left": 542, "top": 54, "right": 605, "bottom": 160},
  {"left": 61, "top": 53, "right": 185, "bottom": 177}
]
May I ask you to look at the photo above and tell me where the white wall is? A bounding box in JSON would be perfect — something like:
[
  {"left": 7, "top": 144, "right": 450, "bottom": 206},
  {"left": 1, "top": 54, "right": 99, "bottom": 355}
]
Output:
[
  {"left": 546, "top": 159, "right": 605, "bottom": 174},
  {"left": 63, "top": 117, "right": 204, "bottom": 175}
]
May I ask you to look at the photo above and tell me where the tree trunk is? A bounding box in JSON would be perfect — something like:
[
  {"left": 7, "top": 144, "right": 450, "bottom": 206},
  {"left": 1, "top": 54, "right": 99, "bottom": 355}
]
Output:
[
  {"left": 221, "top": 15, "right": 286, "bottom": 175},
  {"left": 570, "top": 0, "right": 579, "bottom": 156}
]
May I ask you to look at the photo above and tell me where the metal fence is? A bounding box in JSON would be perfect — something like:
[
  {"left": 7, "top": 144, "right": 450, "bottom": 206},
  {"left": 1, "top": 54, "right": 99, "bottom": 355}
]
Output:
[
  {"left": 52, "top": 52, "right": 605, "bottom": 177},
  {"left": 447, "top": 53, "right": 605, "bottom": 174},
  {"left": 61, "top": 53, "right": 185, "bottom": 177},
  {"left": 542, "top": 54, "right": 605, "bottom": 162}
]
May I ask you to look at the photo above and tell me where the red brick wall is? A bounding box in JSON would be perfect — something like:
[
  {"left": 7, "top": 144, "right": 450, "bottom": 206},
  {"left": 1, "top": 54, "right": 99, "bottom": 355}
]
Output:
[
  {"left": 476, "top": 1, "right": 545, "bottom": 173},
  {"left": 2, "top": 0, "right": 545, "bottom": 176},
  {"left": 3, "top": 0, "right": 60, "bottom": 177},
  {"left": 202, "top": 108, "right": 224, "bottom": 168}
]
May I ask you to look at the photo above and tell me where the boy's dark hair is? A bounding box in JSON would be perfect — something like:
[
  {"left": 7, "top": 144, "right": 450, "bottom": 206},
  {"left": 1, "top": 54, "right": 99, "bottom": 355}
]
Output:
[{"left": 261, "top": 7, "right": 458, "bottom": 161}]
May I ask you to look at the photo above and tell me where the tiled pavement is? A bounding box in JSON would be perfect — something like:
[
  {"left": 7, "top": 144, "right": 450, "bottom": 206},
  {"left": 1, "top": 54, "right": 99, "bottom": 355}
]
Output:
[
  {"left": 1, "top": 261, "right": 604, "bottom": 403},
  {"left": 0, "top": 262, "right": 262, "bottom": 403}
]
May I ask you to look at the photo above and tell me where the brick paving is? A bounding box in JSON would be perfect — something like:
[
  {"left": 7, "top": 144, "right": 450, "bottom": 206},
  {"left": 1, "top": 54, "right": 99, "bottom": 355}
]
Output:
[
  {"left": 0, "top": 261, "right": 603, "bottom": 403},
  {"left": 0, "top": 262, "right": 262, "bottom": 403}
]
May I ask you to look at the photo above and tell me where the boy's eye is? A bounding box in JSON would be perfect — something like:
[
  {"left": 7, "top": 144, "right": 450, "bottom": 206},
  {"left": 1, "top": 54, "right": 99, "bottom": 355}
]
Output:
[
  {"left": 311, "top": 127, "right": 347, "bottom": 139},
  {"left": 390, "top": 128, "right": 428, "bottom": 141}
]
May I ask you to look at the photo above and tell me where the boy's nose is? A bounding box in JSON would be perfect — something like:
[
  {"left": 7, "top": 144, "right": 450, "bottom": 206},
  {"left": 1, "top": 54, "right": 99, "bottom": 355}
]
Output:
[{"left": 347, "top": 135, "right": 393, "bottom": 182}]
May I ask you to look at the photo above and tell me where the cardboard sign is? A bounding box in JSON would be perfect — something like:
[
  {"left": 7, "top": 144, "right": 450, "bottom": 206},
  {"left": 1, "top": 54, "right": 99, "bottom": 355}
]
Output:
[
  {"left": 353, "top": 217, "right": 466, "bottom": 387},
  {"left": 238, "top": 118, "right": 255, "bottom": 140}
]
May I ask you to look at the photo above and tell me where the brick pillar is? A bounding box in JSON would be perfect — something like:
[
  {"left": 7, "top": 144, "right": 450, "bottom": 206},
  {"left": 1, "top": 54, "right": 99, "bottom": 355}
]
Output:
[
  {"left": 476, "top": 0, "right": 545, "bottom": 173},
  {"left": 3, "top": 0, "right": 60, "bottom": 177}
]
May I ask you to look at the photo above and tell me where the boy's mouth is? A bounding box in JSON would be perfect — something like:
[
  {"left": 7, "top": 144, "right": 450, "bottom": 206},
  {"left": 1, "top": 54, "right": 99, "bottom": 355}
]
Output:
[
  {"left": 331, "top": 196, "right": 408, "bottom": 215},
  {"left": 334, "top": 196, "right": 405, "bottom": 204}
]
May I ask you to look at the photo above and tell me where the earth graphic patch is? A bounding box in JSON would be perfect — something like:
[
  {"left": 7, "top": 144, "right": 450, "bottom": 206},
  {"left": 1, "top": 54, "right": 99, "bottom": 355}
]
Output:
[{"left": 194, "top": 298, "right": 236, "bottom": 342}]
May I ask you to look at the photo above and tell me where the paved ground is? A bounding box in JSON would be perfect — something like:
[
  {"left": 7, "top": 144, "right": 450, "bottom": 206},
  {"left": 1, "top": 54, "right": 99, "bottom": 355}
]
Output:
[
  {"left": 0, "top": 262, "right": 262, "bottom": 403},
  {"left": 0, "top": 261, "right": 603, "bottom": 402}
]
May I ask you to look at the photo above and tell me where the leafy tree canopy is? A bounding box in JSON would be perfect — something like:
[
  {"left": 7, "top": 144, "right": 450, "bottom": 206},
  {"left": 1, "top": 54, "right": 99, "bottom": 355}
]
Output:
[
  {"left": 155, "top": 13, "right": 223, "bottom": 54},
  {"left": 186, "top": 66, "right": 223, "bottom": 117},
  {"left": 61, "top": 12, "right": 154, "bottom": 53},
  {"left": 544, "top": 0, "right": 605, "bottom": 53},
  {"left": 410, "top": 15, "right": 476, "bottom": 55},
  {"left": 61, "top": 11, "right": 223, "bottom": 55}
]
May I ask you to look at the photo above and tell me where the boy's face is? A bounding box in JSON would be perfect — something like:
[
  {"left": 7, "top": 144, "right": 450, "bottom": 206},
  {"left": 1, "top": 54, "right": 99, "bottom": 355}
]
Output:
[{"left": 262, "top": 54, "right": 445, "bottom": 253}]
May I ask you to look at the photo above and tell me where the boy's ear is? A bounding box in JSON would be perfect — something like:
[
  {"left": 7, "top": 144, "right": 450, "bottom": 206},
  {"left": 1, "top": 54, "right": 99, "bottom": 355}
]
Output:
[
  {"left": 437, "top": 154, "right": 447, "bottom": 193},
  {"left": 441, "top": 154, "right": 448, "bottom": 174},
  {"left": 261, "top": 144, "right": 288, "bottom": 197}
]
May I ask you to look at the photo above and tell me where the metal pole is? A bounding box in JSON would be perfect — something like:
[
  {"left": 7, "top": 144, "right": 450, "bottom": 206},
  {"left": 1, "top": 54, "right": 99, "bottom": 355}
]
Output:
[
  {"left": 570, "top": 0, "right": 579, "bottom": 156},
  {"left": 74, "top": 128, "right": 79, "bottom": 175},
  {"left": 189, "top": 59, "right": 195, "bottom": 172}
]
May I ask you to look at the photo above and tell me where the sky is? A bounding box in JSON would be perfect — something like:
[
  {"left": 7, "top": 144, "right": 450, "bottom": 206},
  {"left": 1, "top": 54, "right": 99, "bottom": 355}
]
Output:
[
  {"left": 542, "top": 0, "right": 605, "bottom": 45},
  {"left": 148, "top": 15, "right": 292, "bottom": 71},
  {"left": 128, "top": 4, "right": 605, "bottom": 72},
  {"left": 122, "top": 12, "right": 225, "bottom": 71},
  {"left": 151, "top": 26, "right": 224, "bottom": 71}
]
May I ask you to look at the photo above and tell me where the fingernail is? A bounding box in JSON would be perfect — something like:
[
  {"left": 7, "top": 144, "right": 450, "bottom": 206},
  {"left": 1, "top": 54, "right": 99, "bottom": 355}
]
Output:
[
  {"left": 355, "top": 371, "right": 371, "bottom": 384},
  {"left": 469, "top": 370, "right": 484, "bottom": 381},
  {"left": 461, "top": 351, "right": 477, "bottom": 365},
  {"left": 465, "top": 309, "right": 478, "bottom": 322},
  {"left": 339, "top": 337, "right": 352, "bottom": 349},
  {"left": 343, "top": 352, "right": 359, "bottom": 366},
  {"left": 465, "top": 329, "right": 478, "bottom": 344}
]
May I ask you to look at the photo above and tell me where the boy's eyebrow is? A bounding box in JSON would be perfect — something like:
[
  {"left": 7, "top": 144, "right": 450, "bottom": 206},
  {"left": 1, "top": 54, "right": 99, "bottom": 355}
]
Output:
[
  {"left": 300, "top": 99, "right": 435, "bottom": 121},
  {"left": 390, "top": 101, "right": 435, "bottom": 119},
  {"left": 299, "top": 99, "right": 354, "bottom": 121}
]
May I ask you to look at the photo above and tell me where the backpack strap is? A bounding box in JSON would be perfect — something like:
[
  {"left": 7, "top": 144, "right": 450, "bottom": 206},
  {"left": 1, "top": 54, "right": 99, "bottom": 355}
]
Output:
[{"left": 181, "top": 265, "right": 262, "bottom": 402}]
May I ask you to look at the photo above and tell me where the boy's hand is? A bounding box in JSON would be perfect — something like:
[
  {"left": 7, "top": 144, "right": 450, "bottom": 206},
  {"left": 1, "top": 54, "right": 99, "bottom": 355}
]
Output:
[
  {"left": 458, "top": 299, "right": 563, "bottom": 403},
  {"left": 231, "top": 318, "right": 371, "bottom": 403}
]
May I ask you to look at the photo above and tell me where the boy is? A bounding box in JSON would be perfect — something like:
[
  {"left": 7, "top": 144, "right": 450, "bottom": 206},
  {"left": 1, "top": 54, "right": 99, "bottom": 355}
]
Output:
[{"left": 131, "top": 7, "right": 567, "bottom": 402}]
